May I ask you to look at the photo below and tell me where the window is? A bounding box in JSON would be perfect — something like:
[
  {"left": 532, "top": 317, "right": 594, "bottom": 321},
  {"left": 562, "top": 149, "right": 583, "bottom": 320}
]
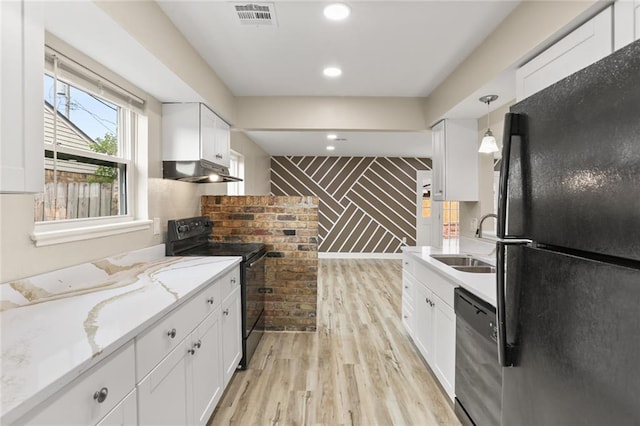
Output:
[
  {"left": 442, "top": 201, "right": 459, "bottom": 240},
  {"left": 228, "top": 151, "right": 245, "bottom": 196},
  {"left": 32, "top": 46, "right": 150, "bottom": 246}
]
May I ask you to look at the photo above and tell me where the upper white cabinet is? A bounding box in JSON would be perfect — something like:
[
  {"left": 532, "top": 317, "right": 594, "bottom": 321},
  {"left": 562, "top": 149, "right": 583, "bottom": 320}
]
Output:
[
  {"left": 516, "top": 6, "right": 613, "bottom": 101},
  {"left": 431, "top": 119, "right": 478, "bottom": 202},
  {"left": 163, "top": 103, "right": 231, "bottom": 169},
  {"left": 1, "top": 0, "right": 44, "bottom": 193},
  {"left": 614, "top": 0, "right": 640, "bottom": 50}
]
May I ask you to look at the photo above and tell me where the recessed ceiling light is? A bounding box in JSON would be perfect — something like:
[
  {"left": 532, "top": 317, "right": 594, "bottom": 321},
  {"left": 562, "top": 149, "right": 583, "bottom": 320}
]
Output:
[
  {"left": 323, "top": 67, "right": 342, "bottom": 78},
  {"left": 326, "top": 145, "right": 336, "bottom": 151},
  {"left": 323, "top": 3, "right": 350, "bottom": 21},
  {"left": 327, "top": 134, "right": 338, "bottom": 140}
]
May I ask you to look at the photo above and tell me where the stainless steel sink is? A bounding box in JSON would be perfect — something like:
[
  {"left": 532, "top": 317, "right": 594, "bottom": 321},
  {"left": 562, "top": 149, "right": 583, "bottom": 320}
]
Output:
[
  {"left": 452, "top": 266, "right": 496, "bottom": 274},
  {"left": 430, "top": 255, "right": 493, "bottom": 268}
]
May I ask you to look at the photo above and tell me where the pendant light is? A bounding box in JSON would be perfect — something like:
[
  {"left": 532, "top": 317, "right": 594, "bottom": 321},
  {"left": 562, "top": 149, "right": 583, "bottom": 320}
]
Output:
[{"left": 478, "top": 95, "right": 500, "bottom": 154}]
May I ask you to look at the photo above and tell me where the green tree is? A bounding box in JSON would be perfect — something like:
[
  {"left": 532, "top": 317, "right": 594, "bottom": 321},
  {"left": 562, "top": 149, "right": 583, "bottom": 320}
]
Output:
[{"left": 87, "top": 133, "right": 118, "bottom": 183}]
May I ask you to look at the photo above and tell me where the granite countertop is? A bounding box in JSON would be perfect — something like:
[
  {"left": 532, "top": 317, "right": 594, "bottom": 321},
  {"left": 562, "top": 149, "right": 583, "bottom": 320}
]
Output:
[
  {"left": 0, "top": 245, "right": 241, "bottom": 424},
  {"left": 402, "top": 237, "right": 497, "bottom": 306}
]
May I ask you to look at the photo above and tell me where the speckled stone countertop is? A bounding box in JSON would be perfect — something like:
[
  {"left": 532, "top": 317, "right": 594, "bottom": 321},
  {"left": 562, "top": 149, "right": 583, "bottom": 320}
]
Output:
[
  {"left": 402, "top": 237, "right": 497, "bottom": 306},
  {"left": 0, "top": 245, "right": 240, "bottom": 424}
]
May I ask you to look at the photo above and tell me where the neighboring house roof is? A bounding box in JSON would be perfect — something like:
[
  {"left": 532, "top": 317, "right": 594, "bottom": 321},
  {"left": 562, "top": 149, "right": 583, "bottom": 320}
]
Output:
[{"left": 44, "top": 101, "right": 99, "bottom": 175}]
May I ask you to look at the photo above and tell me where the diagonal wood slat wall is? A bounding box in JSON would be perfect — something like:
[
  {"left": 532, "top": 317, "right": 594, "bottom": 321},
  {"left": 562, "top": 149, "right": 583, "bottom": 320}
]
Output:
[{"left": 271, "top": 157, "right": 431, "bottom": 253}]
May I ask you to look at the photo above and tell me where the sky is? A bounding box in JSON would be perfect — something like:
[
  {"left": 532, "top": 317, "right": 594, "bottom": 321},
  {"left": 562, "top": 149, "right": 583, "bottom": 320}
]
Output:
[{"left": 44, "top": 74, "right": 118, "bottom": 142}]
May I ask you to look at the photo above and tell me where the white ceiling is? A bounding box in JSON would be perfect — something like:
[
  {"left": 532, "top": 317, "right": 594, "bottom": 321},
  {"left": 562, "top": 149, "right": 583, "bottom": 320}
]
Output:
[
  {"left": 158, "top": 1, "right": 519, "bottom": 98},
  {"left": 157, "top": 0, "right": 520, "bottom": 156},
  {"left": 43, "top": 1, "right": 521, "bottom": 157}
]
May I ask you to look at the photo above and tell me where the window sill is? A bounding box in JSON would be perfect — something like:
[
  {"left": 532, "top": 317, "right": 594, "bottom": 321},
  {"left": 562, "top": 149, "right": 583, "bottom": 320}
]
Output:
[{"left": 31, "top": 219, "right": 153, "bottom": 247}]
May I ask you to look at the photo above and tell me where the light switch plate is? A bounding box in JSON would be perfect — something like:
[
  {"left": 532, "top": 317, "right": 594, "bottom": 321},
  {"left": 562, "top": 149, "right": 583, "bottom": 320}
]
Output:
[{"left": 153, "top": 217, "right": 161, "bottom": 235}]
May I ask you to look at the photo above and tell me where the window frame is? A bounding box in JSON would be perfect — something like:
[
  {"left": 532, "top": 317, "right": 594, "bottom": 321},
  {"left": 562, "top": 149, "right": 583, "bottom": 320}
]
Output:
[{"left": 31, "top": 47, "right": 150, "bottom": 246}]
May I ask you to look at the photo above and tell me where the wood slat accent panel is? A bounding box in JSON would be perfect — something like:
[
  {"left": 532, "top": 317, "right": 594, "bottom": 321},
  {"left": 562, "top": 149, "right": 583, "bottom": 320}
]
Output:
[{"left": 270, "top": 156, "right": 430, "bottom": 253}]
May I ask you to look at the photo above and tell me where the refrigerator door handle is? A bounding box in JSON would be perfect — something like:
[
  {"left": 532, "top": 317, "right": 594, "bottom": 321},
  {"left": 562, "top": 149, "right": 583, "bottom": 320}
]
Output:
[
  {"left": 496, "top": 239, "right": 528, "bottom": 367},
  {"left": 497, "top": 113, "right": 525, "bottom": 239}
]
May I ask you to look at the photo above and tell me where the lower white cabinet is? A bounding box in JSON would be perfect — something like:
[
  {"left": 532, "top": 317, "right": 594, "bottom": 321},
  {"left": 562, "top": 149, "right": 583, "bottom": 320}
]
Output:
[
  {"left": 402, "top": 254, "right": 456, "bottom": 401},
  {"left": 14, "top": 265, "right": 241, "bottom": 426},
  {"left": 18, "top": 343, "right": 136, "bottom": 425},
  {"left": 95, "top": 390, "right": 137, "bottom": 426},
  {"left": 192, "top": 310, "right": 224, "bottom": 426},
  {"left": 136, "top": 266, "right": 240, "bottom": 426},
  {"left": 137, "top": 308, "right": 223, "bottom": 426},
  {"left": 137, "top": 339, "right": 191, "bottom": 426},
  {"left": 221, "top": 285, "right": 242, "bottom": 388}
]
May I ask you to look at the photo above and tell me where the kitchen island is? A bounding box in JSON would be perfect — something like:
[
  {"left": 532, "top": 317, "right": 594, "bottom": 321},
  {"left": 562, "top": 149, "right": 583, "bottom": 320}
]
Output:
[{"left": 0, "top": 245, "right": 240, "bottom": 425}]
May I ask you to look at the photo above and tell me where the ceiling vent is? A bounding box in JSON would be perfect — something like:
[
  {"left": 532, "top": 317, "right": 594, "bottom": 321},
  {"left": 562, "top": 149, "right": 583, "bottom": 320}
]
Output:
[{"left": 234, "top": 3, "right": 278, "bottom": 26}]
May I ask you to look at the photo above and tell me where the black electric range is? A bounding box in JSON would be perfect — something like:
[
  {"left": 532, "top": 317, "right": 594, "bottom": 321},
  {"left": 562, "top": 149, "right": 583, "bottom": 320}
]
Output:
[{"left": 166, "top": 216, "right": 266, "bottom": 370}]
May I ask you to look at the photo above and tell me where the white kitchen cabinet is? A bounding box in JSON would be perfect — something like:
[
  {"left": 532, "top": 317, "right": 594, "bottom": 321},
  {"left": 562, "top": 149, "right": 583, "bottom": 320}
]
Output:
[
  {"left": 402, "top": 254, "right": 456, "bottom": 401},
  {"left": 136, "top": 265, "right": 240, "bottom": 426},
  {"left": 95, "top": 390, "right": 137, "bottom": 426},
  {"left": 18, "top": 342, "right": 136, "bottom": 425},
  {"left": 221, "top": 285, "right": 242, "bottom": 388},
  {"left": 137, "top": 307, "right": 224, "bottom": 426},
  {"left": 431, "top": 119, "right": 478, "bottom": 201},
  {"left": 162, "top": 103, "right": 231, "bottom": 169},
  {"left": 401, "top": 253, "right": 417, "bottom": 338},
  {"left": 614, "top": 0, "right": 640, "bottom": 50},
  {"left": 414, "top": 282, "right": 435, "bottom": 363},
  {"left": 137, "top": 339, "right": 191, "bottom": 426},
  {"left": 191, "top": 310, "right": 224, "bottom": 426},
  {"left": 516, "top": 6, "right": 613, "bottom": 101},
  {"left": 431, "top": 295, "right": 456, "bottom": 400},
  {"left": 1, "top": 0, "right": 44, "bottom": 193}
]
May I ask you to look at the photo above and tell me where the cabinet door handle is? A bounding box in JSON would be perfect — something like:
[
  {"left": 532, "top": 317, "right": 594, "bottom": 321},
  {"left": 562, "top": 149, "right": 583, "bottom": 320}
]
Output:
[
  {"left": 207, "top": 297, "right": 215, "bottom": 305},
  {"left": 216, "top": 154, "right": 223, "bottom": 159},
  {"left": 231, "top": 277, "right": 237, "bottom": 284},
  {"left": 195, "top": 339, "right": 202, "bottom": 349},
  {"left": 223, "top": 309, "right": 230, "bottom": 316},
  {"left": 188, "top": 348, "right": 196, "bottom": 355},
  {"left": 404, "top": 285, "right": 409, "bottom": 289},
  {"left": 167, "top": 328, "right": 177, "bottom": 339},
  {"left": 93, "top": 387, "right": 108, "bottom": 403}
]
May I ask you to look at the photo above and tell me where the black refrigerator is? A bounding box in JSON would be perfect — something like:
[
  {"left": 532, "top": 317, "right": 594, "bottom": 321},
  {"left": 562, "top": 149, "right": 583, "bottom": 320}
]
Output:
[{"left": 496, "top": 39, "right": 640, "bottom": 425}]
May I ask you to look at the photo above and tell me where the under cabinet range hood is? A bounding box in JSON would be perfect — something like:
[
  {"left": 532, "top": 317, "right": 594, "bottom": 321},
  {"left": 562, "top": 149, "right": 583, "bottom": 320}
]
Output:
[
  {"left": 162, "top": 103, "right": 241, "bottom": 183},
  {"left": 162, "top": 160, "right": 242, "bottom": 183}
]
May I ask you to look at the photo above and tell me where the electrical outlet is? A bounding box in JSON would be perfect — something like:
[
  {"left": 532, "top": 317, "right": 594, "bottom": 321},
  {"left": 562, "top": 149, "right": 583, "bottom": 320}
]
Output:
[
  {"left": 153, "top": 217, "right": 161, "bottom": 235},
  {"left": 471, "top": 218, "right": 478, "bottom": 230}
]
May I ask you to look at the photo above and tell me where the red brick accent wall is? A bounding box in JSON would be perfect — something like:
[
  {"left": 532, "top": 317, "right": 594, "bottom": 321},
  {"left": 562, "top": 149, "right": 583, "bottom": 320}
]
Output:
[{"left": 201, "top": 196, "right": 319, "bottom": 331}]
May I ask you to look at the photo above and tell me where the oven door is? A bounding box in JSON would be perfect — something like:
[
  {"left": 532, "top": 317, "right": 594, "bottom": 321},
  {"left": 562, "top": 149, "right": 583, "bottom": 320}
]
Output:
[{"left": 242, "top": 251, "right": 266, "bottom": 368}]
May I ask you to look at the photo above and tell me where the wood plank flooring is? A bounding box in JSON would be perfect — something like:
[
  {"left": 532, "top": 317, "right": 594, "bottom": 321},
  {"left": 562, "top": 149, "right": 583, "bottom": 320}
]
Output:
[{"left": 210, "top": 259, "right": 460, "bottom": 426}]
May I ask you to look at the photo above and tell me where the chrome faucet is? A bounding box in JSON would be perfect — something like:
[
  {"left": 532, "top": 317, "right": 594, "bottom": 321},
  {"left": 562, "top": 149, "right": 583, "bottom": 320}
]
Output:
[{"left": 476, "top": 213, "right": 498, "bottom": 239}]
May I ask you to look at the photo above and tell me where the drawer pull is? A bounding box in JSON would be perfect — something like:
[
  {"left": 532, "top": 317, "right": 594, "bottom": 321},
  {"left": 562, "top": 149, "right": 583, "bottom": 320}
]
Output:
[
  {"left": 167, "top": 328, "right": 177, "bottom": 339},
  {"left": 207, "top": 297, "right": 215, "bottom": 305},
  {"left": 404, "top": 285, "right": 409, "bottom": 289},
  {"left": 223, "top": 309, "right": 229, "bottom": 316},
  {"left": 93, "top": 387, "right": 108, "bottom": 403}
]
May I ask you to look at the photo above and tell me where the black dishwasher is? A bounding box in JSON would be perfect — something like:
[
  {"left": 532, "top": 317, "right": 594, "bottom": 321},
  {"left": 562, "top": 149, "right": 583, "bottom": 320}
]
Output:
[{"left": 454, "top": 287, "right": 502, "bottom": 426}]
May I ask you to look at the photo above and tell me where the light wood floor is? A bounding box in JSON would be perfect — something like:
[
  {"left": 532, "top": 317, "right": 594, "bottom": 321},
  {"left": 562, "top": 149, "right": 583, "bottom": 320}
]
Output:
[{"left": 210, "top": 259, "right": 460, "bottom": 426}]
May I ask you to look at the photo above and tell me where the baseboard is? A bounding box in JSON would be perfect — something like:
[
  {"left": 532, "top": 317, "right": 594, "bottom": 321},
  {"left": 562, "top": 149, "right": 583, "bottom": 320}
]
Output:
[{"left": 318, "top": 252, "right": 403, "bottom": 259}]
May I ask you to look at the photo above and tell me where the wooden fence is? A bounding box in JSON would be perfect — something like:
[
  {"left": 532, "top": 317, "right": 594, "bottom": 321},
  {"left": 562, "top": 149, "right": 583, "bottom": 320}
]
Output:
[{"left": 34, "top": 182, "right": 119, "bottom": 222}]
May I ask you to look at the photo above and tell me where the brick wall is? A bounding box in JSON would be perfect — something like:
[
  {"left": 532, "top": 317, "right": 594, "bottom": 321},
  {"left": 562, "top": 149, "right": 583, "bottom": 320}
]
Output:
[{"left": 201, "top": 196, "right": 318, "bottom": 331}]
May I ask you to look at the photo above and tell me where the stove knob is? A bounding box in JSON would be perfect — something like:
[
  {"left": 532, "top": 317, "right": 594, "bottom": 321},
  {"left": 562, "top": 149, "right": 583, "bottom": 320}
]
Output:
[{"left": 178, "top": 225, "right": 190, "bottom": 233}]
